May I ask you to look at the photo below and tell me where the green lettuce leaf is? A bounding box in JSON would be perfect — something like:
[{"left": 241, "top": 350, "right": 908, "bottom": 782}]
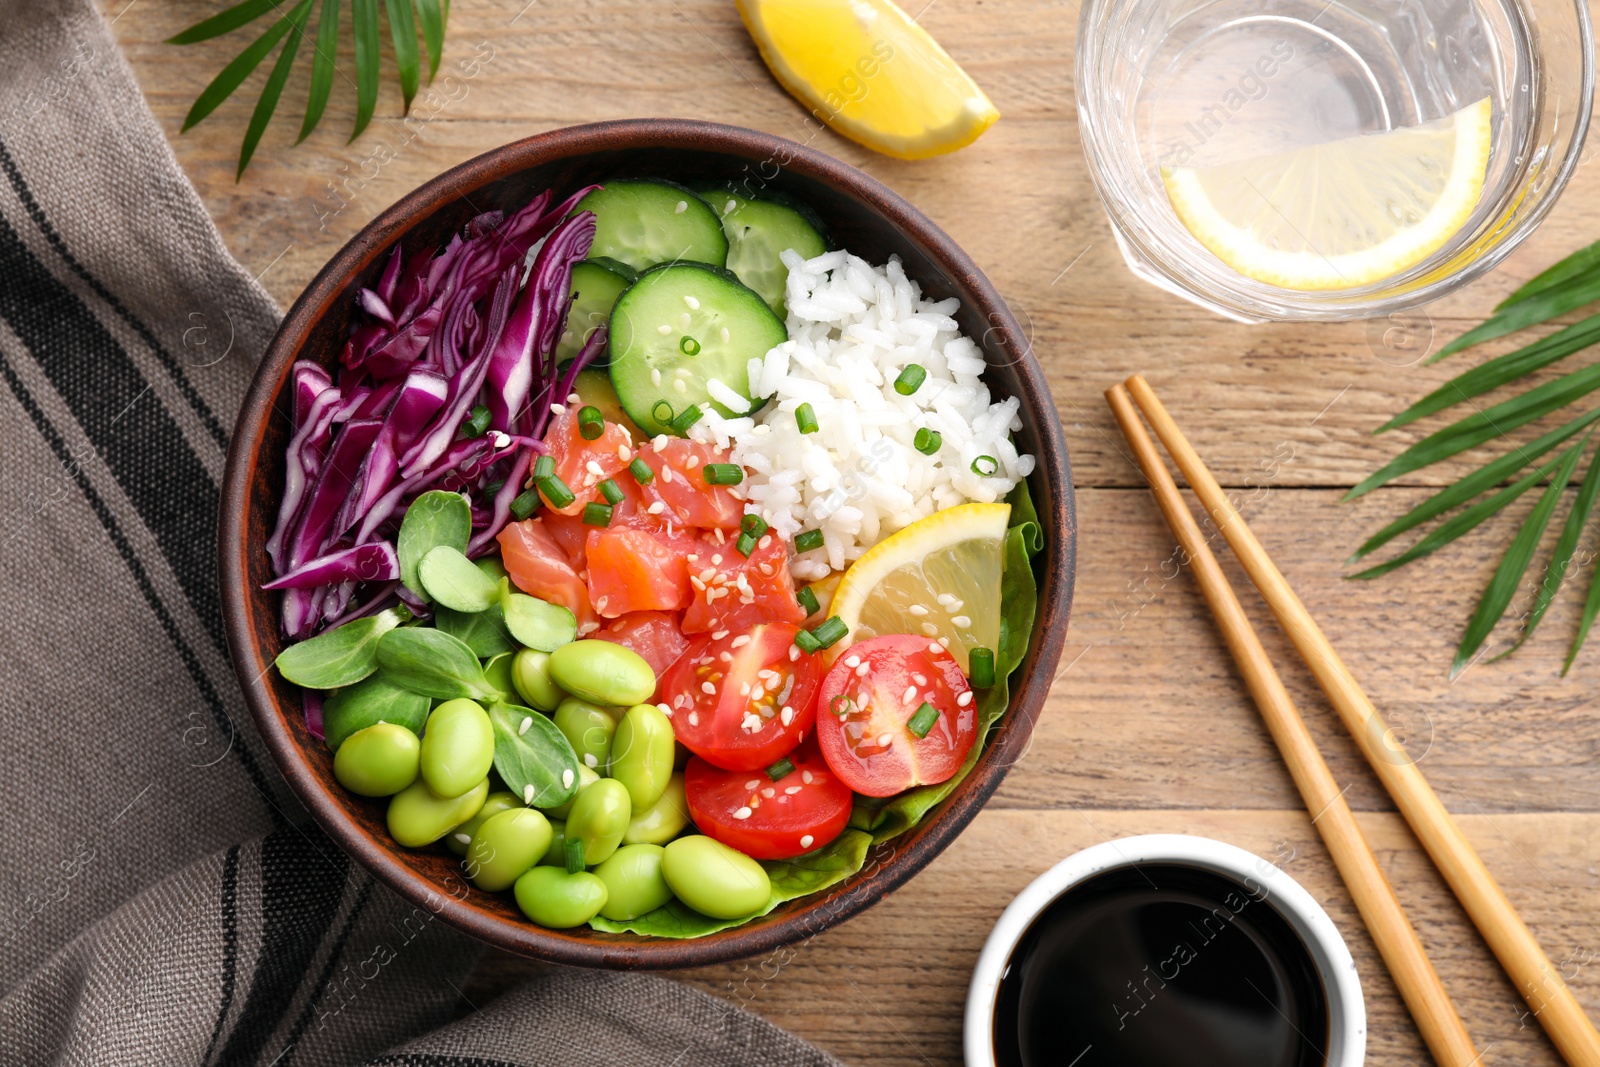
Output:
[{"left": 591, "top": 479, "right": 1044, "bottom": 937}]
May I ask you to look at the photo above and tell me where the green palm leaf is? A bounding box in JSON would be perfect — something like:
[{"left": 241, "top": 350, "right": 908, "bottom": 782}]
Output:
[
  {"left": 1433, "top": 271, "right": 1600, "bottom": 361},
  {"left": 1499, "top": 237, "right": 1600, "bottom": 310},
  {"left": 171, "top": 0, "right": 450, "bottom": 175},
  {"left": 1497, "top": 436, "right": 1600, "bottom": 661},
  {"left": 1451, "top": 438, "right": 1586, "bottom": 676},
  {"left": 237, "top": 0, "right": 315, "bottom": 179}
]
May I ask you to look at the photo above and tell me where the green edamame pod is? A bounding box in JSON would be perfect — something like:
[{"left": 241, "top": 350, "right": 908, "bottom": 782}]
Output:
[
  {"left": 622, "top": 772, "right": 690, "bottom": 846},
  {"left": 565, "top": 777, "right": 631, "bottom": 866},
  {"left": 387, "top": 777, "right": 489, "bottom": 848},
  {"left": 322, "top": 672, "right": 430, "bottom": 752},
  {"left": 539, "top": 819, "right": 568, "bottom": 866},
  {"left": 593, "top": 843, "right": 673, "bottom": 921},
  {"left": 554, "top": 698, "right": 618, "bottom": 772},
  {"left": 662, "top": 835, "right": 770, "bottom": 919},
  {"left": 513, "top": 866, "right": 608, "bottom": 929},
  {"left": 419, "top": 699, "right": 495, "bottom": 799},
  {"left": 608, "top": 704, "right": 675, "bottom": 809},
  {"left": 466, "top": 807, "right": 553, "bottom": 892},
  {"left": 547, "top": 640, "right": 655, "bottom": 706},
  {"left": 541, "top": 763, "right": 599, "bottom": 820},
  {"left": 511, "top": 648, "right": 563, "bottom": 711},
  {"left": 333, "top": 722, "right": 420, "bottom": 797},
  {"left": 446, "top": 790, "right": 520, "bottom": 857}
]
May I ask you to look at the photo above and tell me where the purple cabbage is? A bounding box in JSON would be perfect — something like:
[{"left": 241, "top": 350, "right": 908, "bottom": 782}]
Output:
[{"left": 268, "top": 188, "right": 602, "bottom": 637}]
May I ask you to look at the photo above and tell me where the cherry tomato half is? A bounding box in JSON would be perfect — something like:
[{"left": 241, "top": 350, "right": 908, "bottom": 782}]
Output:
[
  {"left": 814, "top": 634, "right": 976, "bottom": 797},
  {"left": 660, "top": 623, "right": 822, "bottom": 771},
  {"left": 685, "top": 742, "right": 852, "bottom": 859}
]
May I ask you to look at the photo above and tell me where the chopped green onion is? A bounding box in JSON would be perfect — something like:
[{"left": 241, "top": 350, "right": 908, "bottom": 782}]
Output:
[
  {"left": 703, "top": 463, "right": 743, "bottom": 485},
  {"left": 741, "top": 514, "right": 769, "bottom": 538},
  {"left": 628, "top": 456, "right": 655, "bottom": 484},
  {"left": 577, "top": 405, "right": 605, "bottom": 440},
  {"left": 533, "top": 454, "right": 556, "bottom": 482},
  {"left": 680, "top": 335, "right": 701, "bottom": 355},
  {"left": 670, "top": 404, "right": 704, "bottom": 434},
  {"left": 794, "top": 529, "right": 824, "bottom": 553},
  {"left": 914, "top": 427, "right": 942, "bottom": 455},
  {"left": 829, "top": 693, "right": 852, "bottom": 717},
  {"left": 582, "top": 502, "right": 613, "bottom": 527},
  {"left": 971, "top": 455, "right": 999, "bottom": 477},
  {"left": 735, "top": 531, "right": 758, "bottom": 557},
  {"left": 968, "top": 646, "right": 996, "bottom": 688},
  {"left": 766, "top": 757, "right": 796, "bottom": 781},
  {"left": 652, "top": 400, "right": 676, "bottom": 426},
  {"left": 894, "top": 365, "right": 926, "bottom": 396},
  {"left": 809, "top": 616, "right": 848, "bottom": 650},
  {"left": 598, "top": 478, "right": 624, "bottom": 506},
  {"left": 796, "top": 586, "right": 820, "bottom": 617},
  {"left": 794, "top": 629, "right": 821, "bottom": 654},
  {"left": 564, "top": 836, "right": 585, "bottom": 874},
  {"left": 907, "top": 702, "right": 939, "bottom": 739},
  {"left": 795, "top": 403, "right": 819, "bottom": 434},
  {"left": 538, "top": 475, "right": 575, "bottom": 510},
  {"left": 509, "top": 488, "right": 541, "bottom": 521},
  {"left": 461, "top": 404, "right": 491, "bottom": 437}
]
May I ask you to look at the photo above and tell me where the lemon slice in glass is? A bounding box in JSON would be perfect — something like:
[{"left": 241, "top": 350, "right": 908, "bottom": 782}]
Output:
[
  {"left": 1162, "top": 97, "right": 1493, "bottom": 290},
  {"left": 735, "top": 0, "right": 1000, "bottom": 160},
  {"left": 827, "top": 503, "right": 1010, "bottom": 670}
]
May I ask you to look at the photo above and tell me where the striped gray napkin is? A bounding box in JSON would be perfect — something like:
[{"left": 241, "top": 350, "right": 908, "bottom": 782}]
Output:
[{"left": 0, "top": 2, "right": 843, "bottom": 1065}]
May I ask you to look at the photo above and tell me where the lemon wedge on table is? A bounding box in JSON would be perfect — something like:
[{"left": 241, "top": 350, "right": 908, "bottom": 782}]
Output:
[
  {"left": 827, "top": 503, "right": 1010, "bottom": 671},
  {"left": 735, "top": 0, "right": 1000, "bottom": 160},
  {"left": 1162, "top": 97, "right": 1493, "bottom": 290}
]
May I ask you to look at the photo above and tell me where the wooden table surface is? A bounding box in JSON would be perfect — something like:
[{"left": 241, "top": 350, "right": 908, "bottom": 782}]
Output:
[{"left": 102, "top": 2, "right": 1600, "bottom": 1063}]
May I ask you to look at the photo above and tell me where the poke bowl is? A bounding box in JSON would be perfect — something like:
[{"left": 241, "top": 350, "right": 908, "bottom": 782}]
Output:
[{"left": 220, "top": 119, "right": 1075, "bottom": 967}]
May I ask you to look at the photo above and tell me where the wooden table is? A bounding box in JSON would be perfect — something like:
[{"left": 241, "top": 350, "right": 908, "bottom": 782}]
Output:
[{"left": 103, "top": 2, "right": 1600, "bottom": 1062}]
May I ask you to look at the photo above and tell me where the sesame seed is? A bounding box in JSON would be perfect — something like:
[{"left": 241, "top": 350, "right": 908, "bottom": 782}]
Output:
[
  {"left": 683, "top": 294, "right": 700, "bottom": 309},
  {"left": 745, "top": 780, "right": 761, "bottom": 790},
  {"left": 584, "top": 753, "right": 598, "bottom": 768},
  {"left": 675, "top": 200, "right": 688, "bottom": 214},
  {"left": 928, "top": 643, "right": 942, "bottom": 654},
  {"left": 780, "top": 706, "right": 794, "bottom": 725},
  {"left": 740, "top": 682, "right": 751, "bottom": 697},
  {"left": 657, "top": 324, "right": 673, "bottom": 335},
  {"left": 690, "top": 575, "right": 706, "bottom": 591},
  {"left": 939, "top": 637, "right": 950, "bottom": 647},
  {"left": 952, "top": 615, "right": 972, "bottom": 628},
  {"left": 937, "top": 593, "right": 958, "bottom": 607},
  {"left": 618, "top": 444, "right": 632, "bottom": 461},
  {"left": 551, "top": 403, "right": 566, "bottom": 415},
  {"left": 701, "top": 681, "right": 717, "bottom": 695},
  {"left": 720, "top": 651, "right": 734, "bottom": 663},
  {"left": 785, "top": 786, "right": 802, "bottom": 795},
  {"left": 675, "top": 379, "right": 688, "bottom": 395},
  {"left": 580, "top": 622, "right": 601, "bottom": 635},
  {"left": 689, "top": 711, "right": 700, "bottom": 726},
  {"left": 710, "top": 553, "right": 721, "bottom": 564},
  {"left": 957, "top": 691, "right": 973, "bottom": 706},
  {"left": 912, "top": 674, "right": 927, "bottom": 686},
  {"left": 758, "top": 563, "right": 774, "bottom": 577},
  {"left": 800, "top": 834, "right": 814, "bottom": 848},
  {"left": 527, "top": 784, "right": 539, "bottom": 802},
  {"left": 454, "top": 832, "right": 472, "bottom": 845},
  {"left": 855, "top": 663, "right": 870, "bottom": 677},
  {"left": 921, "top": 622, "right": 939, "bottom": 637},
  {"left": 686, "top": 455, "right": 700, "bottom": 469},
  {"left": 567, "top": 392, "right": 581, "bottom": 404},
  {"left": 801, "top": 770, "right": 814, "bottom": 784},
  {"left": 733, "top": 806, "right": 752, "bottom": 820},
  {"left": 845, "top": 655, "right": 861, "bottom": 668},
  {"left": 751, "top": 685, "right": 765, "bottom": 702},
  {"left": 733, "top": 635, "right": 752, "bottom": 648},
  {"left": 652, "top": 367, "right": 663, "bottom": 386},
  {"left": 662, "top": 466, "right": 673, "bottom": 483},
  {"left": 699, "top": 567, "right": 717, "bottom": 582},
  {"left": 724, "top": 199, "right": 736, "bottom": 213},
  {"left": 876, "top": 732, "right": 893, "bottom": 747},
  {"left": 680, "top": 312, "right": 692, "bottom": 328},
  {"left": 653, "top": 435, "right": 670, "bottom": 450},
  {"left": 714, "top": 528, "right": 726, "bottom": 544},
  {"left": 648, "top": 501, "right": 666, "bottom": 515},
  {"left": 658, "top": 702, "right": 674, "bottom": 717},
  {"left": 789, "top": 645, "right": 800, "bottom": 661},
  {"left": 903, "top": 685, "right": 917, "bottom": 703},
  {"left": 908, "top": 605, "right": 929, "bottom": 616},
  {"left": 519, "top": 716, "right": 533, "bottom": 736},
  {"left": 720, "top": 326, "right": 731, "bottom": 343},
  {"left": 761, "top": 787, "right": 776, "bottom": 799}
]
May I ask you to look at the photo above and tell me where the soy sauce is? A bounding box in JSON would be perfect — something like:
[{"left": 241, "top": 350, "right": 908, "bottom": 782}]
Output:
[{"left": 992, "top": 864, "right": 1328, "bottom": 1067}]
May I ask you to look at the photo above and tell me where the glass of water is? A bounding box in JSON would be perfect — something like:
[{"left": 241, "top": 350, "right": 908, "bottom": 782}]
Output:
[{"left": 1076, "top": 0, "right": 1594, "bottom": 321}]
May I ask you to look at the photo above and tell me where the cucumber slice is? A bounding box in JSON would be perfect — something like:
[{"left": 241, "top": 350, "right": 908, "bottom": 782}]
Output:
[
  {"left": 702, "top": 189, "right": 829, "bottom": 317},
  {"left": 553, "top": 259, "right": 633, "bottom": 366},
  {"left": 570, "top": 366, "right": 644, "bottom": 437},
  {"left": 609, "top": 263, "right": 786, "bottom": 437},
  {"left": 575, "top": 181, "right": 728, "bottom": 273}
]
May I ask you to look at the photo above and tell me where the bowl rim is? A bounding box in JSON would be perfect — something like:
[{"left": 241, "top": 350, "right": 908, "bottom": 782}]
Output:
[{"left": 220, "top": 117, "right": 1077, "bottom": 968}]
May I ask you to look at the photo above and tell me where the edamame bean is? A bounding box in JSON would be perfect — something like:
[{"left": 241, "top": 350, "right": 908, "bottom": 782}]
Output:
[
  {"left": 608, "top": 704, "right": 675, "bottom": 809},
  {"left": 387, "top": 777, "right": 489, "bottom": 848},
  {"left": 419, "top": 698, "right": 494, "bottom": 798},
  {"left": 513, "top": 866, "right": 608, "bottom": 928},
  {"left": 662, "top": 835, "right": 770, "bottom": 920},
  {"left": 622, "top": 772, "right": 690, "bottom": 846},
  {"left": 540, "top": 764, "right": 599, "bottom": 820},
  {"left": 446, "top": 790, "right": 520, "bottom": 857},
  {"left": 547, "top": 640, "right": 655, "bottom": 706},
  {"left": 554, "top": 698, "right": 618, "bottom": 772},
  {"left": 538, "top": 819, "right": 568, "bottom": 866},
  {"left": 593, "top": 844, "right": 673, "bottom": 920},
  {"left": 333, "top": 722, "right": 420, "bottom": 796},
  {"left": 511, "top": 648, "right": 564, "bottom": 711},
  {"left": 565, "top": 778, "right": 631, "bottom": 866},
  {"left": 466, "top": 807, "right": 553, "bottom": 891}
]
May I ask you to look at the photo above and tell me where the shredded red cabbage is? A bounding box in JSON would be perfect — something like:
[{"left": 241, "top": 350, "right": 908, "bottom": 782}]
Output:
[{"left": 265, "top": 186, "right": 607, "bottom": 638}]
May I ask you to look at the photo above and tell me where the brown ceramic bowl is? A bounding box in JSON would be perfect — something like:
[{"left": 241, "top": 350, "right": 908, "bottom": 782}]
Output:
[{"left": 221, "top": 119, "right": 1076, "bottom": 968}]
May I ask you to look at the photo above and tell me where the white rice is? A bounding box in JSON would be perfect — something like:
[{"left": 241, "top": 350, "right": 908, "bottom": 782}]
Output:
[{"left": 691, "top": 248, "right": 1035, "bottom": 580}]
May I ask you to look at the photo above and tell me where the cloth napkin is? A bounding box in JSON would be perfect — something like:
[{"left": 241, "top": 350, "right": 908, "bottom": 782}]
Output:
[{"left": 0, "top": 2, "right": 844, "bottom": 1064}]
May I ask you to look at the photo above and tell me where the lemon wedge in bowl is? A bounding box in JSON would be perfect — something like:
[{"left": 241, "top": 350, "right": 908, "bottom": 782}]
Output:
[
  {"left": 735, "top": 0, "right": 1000, "bottom": 160},
  {"left": 827, "top": 503, "right": 1010, "bottom": 670},
  {"left": 1162, "top": 97, "right": 1493, "bottom": 290}
]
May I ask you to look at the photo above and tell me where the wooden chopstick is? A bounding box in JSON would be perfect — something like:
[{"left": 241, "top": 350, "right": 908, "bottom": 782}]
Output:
[
  {"left": 1122, "top": 372, "right": 1600, "bottom": 1067},
  {"left": 1107, "top": 383, "right": 1482, "bottom": 1067}
]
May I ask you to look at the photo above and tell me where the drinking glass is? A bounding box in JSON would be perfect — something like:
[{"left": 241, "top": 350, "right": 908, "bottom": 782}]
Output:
[{"left": 1075, "top": 0, "right": 1594, "bottom": 321}]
